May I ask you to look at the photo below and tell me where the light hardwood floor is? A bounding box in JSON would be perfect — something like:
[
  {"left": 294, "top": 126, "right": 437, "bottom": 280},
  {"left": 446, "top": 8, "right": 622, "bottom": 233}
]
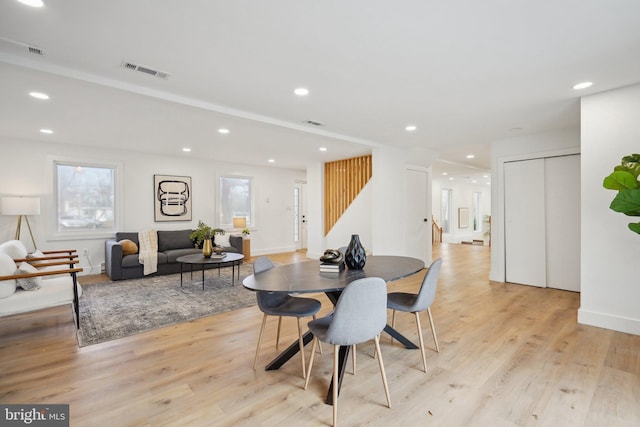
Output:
[{"left": 1, "top": 244, "right": 639, "bottom": 426}]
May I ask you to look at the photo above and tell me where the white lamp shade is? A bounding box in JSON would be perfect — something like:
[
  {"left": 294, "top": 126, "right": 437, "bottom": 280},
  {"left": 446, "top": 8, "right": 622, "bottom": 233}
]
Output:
[
  {"left": 233, "top": 217, "right": 247, "bottom": 228},
  {"left": 1, "top": 197, "right": 41, "bottom": 215}
]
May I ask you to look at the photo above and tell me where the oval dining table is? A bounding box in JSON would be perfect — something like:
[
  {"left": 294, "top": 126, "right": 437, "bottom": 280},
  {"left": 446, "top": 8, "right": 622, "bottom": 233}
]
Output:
[{"left": 243, "top": 255, "right": 425, "bottom": 404}]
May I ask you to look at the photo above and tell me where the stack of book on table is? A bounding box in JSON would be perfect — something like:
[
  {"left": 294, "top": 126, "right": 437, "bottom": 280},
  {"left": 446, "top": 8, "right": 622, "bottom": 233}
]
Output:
[{"left": 319, "top": 261, "right": 345, "bottom": 273}]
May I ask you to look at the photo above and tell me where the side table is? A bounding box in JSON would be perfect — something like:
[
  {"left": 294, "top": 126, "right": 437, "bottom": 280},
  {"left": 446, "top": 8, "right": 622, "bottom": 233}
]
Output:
[{"left": 242, "top": 237, "right": 251, "bottom": 260}]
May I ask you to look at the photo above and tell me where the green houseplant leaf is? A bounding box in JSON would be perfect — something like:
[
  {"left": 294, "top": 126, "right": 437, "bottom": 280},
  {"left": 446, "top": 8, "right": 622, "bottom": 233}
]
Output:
[
  {"left": 621, "top": 153, "right": 640, "bottom": 178},
  {"left": 629, "top": 222, "right": 640, "bottom": 235},
  {"left": 603, "top": 170, "right": 638, "bottom": 191},
  {"left": 610, "top": 188, "right": 640, "bottom": 216},
  {"left": 603, "top": 154, "right": 640, "bottom": 236}
]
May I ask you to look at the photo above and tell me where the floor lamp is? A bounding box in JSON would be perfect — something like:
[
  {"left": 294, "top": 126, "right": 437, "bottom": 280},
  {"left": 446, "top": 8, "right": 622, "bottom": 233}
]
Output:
[{"left": 1, "top": 196, "right": 40, "bottom": 250}]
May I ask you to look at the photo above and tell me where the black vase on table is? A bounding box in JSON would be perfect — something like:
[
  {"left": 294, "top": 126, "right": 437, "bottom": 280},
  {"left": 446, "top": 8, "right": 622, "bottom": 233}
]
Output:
[{"left": 344, "top": 234, "right": 366, "bottom": 270}]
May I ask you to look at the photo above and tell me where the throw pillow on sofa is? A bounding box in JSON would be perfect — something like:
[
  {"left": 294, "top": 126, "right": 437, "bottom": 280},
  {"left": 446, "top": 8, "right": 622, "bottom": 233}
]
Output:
[
  {"left": 0, "top": 240, "right": 28, "bottom": 259},
  {"left": 120, "top": 239, "right": 139, "bottom": 255},
  {"left": 15, "top": 262, "right": 42, "bottom": 291},
  {"left": 26, "top": 250, "right": 47, "bottom": 267},
  {"left": 214, "top": 232, "right": 231, "bottom": 247},
  {"left": 0, "top": 253, "right": 17, "bottom": 298},
  {"left": 27, "top": 249, "right": 45, "bottom": 260}
]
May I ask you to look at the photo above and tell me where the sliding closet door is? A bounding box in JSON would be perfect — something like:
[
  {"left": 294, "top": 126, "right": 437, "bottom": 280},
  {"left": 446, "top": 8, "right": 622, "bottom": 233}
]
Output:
[
  {"left": 545, "top": 154, "right": 580, "bottom": 292},
  {"left": 504, "top": 159, "right": 546, "bottom": 287}
]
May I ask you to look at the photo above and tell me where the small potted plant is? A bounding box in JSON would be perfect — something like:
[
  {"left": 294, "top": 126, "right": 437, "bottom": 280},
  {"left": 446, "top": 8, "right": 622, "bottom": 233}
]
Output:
[{"left": 242, "top": 228, "right": 250, "bottom": 236}]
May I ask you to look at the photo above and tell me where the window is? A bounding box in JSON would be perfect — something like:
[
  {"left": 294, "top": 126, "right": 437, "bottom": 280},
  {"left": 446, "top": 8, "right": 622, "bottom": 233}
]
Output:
[
  {"left": 441, "top": 188, "right": 452, "bottom": 233},
  {"left": 54, "top": 161, "right": 116, "bottom": 235},
  {"left": 473, "top": 192, "right": 482, "bottom": 231},
  {"left": 219, "top": 175, "right": 253, "bottom": 228}
]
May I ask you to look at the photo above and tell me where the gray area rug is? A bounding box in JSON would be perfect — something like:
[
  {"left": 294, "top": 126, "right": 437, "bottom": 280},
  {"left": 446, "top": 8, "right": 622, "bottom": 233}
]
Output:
[{"left": 78, "top": 263, "right": 256, "bottom": 347}]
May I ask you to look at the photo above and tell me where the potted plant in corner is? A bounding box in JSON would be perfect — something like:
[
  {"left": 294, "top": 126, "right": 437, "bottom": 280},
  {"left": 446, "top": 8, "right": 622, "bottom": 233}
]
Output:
[{"left": 603, "top": 153, "right": 640, "bottom": 234}]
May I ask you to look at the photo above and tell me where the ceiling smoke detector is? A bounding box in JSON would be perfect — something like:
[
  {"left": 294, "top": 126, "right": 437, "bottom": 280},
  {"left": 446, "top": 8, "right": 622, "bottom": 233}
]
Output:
[
  {"left": 303, "top": 120, "right": 326, "bottom": 127},
  {"left": 122, "top": 61, "right": 170, "bottom": 80}
]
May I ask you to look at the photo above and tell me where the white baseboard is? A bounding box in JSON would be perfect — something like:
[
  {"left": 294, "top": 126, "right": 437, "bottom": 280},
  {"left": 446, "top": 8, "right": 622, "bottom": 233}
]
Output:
[
  {"left": 578, "top": 308, "right": 640, "bottom": 336},
  {"left": 250, "top": 245, "right": 298, "bottom": 258}
]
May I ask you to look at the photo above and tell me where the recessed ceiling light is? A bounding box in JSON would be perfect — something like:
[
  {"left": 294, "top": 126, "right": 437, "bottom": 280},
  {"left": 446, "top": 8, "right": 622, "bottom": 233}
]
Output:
[
  {"left": 294, "top": 88, "right": 309, "bottom": 96},
  {"left": 29, "top": 91, "right": 49, "bottom": 100},
  {"left": 182, "top": 148, "right": 191, "bottom": 152},
  {"left": 268, "top": 159, "right": 275, "bottom": 163},
  {"left": 466, "top": 154, "right": 475, "bottom": 159},
  {"left": 442, "top": 172, "right": 448, "bottom": 176},
  {"left": 483, "top": 174, "right": 489, "bottom": 178},
  {"left": 472, "top": 180, "right": 477, "bottom": 183},
  {"left": 509, "top": 127, "right": 523, "bottom": 132},
  {"left": 40, "top": 128, "right": 53, "bottom": 134},
  {"left": 319, "top": 147, "right": 327, "bottom": 152},
  {"left": 17, "top": 0, "right": 44, "bottom": 7},
  {"left": 405, "top": 125, "right": 417, "bottom": 132},
  {"left": 218, "top": 128, "right": 230, "bottom": 134},
  {"left": 573, "top": 81, "right": 593, "bottom": 90}
]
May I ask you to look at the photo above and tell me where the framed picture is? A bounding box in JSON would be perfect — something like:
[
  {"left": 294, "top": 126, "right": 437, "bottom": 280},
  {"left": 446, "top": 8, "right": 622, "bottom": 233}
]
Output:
[
  {"left": 154, "top": 174, "right": 192, "bottom": 222},
  {"left": 458, "top": 207, "right": 469, "bottom": 228}
]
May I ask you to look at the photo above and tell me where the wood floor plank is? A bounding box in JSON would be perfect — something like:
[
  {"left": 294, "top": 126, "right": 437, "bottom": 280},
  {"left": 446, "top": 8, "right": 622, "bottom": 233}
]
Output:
[{"left": 1, "top": 244, "right": 639, "bottom": 426}]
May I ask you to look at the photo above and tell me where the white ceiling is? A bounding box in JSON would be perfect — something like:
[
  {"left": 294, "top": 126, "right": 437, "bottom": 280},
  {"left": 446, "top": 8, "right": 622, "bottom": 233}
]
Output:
[{"left": 1, "top": 1, "right": 639, "bottom": 174}]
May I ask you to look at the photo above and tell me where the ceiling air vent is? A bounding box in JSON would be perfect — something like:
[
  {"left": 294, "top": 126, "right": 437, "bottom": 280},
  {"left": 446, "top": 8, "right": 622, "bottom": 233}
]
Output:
[
  {"left": 0, "top": 37, "right": 45, "bottom": 56},
  {"left": 303, "top": 120, "right": 326, "bottom": 127},
  {"left": 28, "top": 45, "right": 45, "bottom": 55},
  {"left": 122, "top": 61, "right": 170, "bottom": 80}
]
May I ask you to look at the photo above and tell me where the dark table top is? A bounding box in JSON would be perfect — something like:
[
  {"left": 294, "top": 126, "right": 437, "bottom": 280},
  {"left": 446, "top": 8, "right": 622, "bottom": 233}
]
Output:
[
  {"left": 242, "top": 255, "right": 425, "bottom": 293},
  {"left": 176, "top": 252, "right": 244, "bottom": 265}
]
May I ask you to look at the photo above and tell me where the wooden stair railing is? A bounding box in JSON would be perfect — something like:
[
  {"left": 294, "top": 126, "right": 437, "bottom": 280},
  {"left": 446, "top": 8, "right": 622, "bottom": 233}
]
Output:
[
  {"left": 432, "top": 216, "right": 442, "bottom": 244},
  {"left": 324, "top": 154, "right": 372, "bottom": 235}
]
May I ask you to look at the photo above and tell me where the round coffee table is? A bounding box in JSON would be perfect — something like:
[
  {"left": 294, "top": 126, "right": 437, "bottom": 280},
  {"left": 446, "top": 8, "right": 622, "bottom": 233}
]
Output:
[{"left": 176, "top": 252, "right": 245, "bottom": 289}]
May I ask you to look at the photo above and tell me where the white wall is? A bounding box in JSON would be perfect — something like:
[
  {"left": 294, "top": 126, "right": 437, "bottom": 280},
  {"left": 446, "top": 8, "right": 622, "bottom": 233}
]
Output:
[
  {"left": 489, "top": 128, "right": 580, "bottom": 283},
  {"left": 0, "top": 138, "right": 305, "bottom": 274},
  {"left": 432, "top": 178, "right": 491, "bottom": 243},
  {"left": 305, "top": 162, "right": 324, "bottom": 260},
  {"left": 579, "top": 83, "right": 640, "bottom": 335},
  {"left": 371, "top": 146, "right": 408, "bottom": 255},
  {"left": 325, "top": 183, "right": 372, "bottom": 252}
]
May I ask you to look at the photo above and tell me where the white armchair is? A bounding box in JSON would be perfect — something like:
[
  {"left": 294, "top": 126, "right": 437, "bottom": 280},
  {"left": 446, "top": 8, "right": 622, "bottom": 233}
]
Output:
[{"left": 0, "top": 240, "right": 83, "bottom": 328}]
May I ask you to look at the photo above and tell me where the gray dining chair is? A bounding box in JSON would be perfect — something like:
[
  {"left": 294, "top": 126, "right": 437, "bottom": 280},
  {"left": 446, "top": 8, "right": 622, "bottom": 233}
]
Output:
[
  {"left": 304, "top": 277, "right": 391, "bottom": 427},
  {"left": 387, "top": 257, "right": 442, "bottom": 372},
  {"left": 337, "top": 245, "right": 358, "bottom": 374},
  {"left": 252, "top": 256, "right": 322, "bottom": 379}
]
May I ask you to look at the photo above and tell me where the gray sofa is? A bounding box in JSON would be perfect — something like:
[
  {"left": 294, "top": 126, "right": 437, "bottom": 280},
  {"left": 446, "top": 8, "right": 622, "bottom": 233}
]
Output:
[{"left": 105, "top": 229, "right": 243, "bottom": 281}]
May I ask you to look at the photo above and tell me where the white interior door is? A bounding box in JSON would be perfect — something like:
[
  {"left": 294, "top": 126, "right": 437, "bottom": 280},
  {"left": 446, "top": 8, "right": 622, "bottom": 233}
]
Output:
[
  {"left": 295, "top": 182, "right": 308, "bottom": 250},
  {"left": 300, "top": 182, "right": 307, "bottom": 250},
  {"left": 545, "top": 155, "right": 581, "bottom": 292},
  {"left": 403, "top": 167, "right": 431, "bottom": 263},
  {"left": 504, "top": 159, "right": 546, "bottom": 287}
]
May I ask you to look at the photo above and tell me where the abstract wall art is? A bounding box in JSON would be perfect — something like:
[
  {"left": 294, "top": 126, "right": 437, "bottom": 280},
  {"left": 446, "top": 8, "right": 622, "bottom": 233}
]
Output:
[{"left": 154, "top": 174, "right": 192, "bottom": 222}]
